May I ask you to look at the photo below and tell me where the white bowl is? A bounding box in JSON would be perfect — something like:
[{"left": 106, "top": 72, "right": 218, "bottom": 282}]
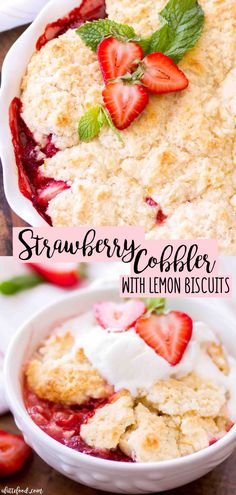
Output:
[
  {"left": 4, "top": 284, "right": 236, "bottom": 493},
  {"left": 0, "top": 0, "right": 92, "bottom": 227}
]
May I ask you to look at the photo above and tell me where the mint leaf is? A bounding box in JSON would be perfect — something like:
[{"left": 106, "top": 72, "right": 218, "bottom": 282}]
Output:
[
  {"left": 0, "top": 274, "right": 44, "bottom": 296},
  {"left": 78, "top": 105, "right": 105, "bottom": 141},
  {"left": 78, "top": 105, "right": 123, "bottom": 142},
  {"left": 77, "top": 19, "right": 136, "bottom": 51},
  {"left": 150, "top": 0, "right": 204, "bottom": 63},
  {"left": 144, "top": 298, "right": 166, "bottom": 316},
  {"left": 135, "top": 36, "right": 152, "bottom": 56}
]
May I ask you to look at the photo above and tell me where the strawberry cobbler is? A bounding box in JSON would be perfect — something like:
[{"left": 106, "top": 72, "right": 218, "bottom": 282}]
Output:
[
  {"left": 9, "top": 0, "right": 236, "bottom": 253},
  {"left": 24, "top": 298, "right": 236, "bottom": 463}
]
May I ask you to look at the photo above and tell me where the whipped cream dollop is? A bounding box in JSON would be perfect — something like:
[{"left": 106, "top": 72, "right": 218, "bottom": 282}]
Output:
[{"left": 57, "top": 310, "right": 236, "bottom": 421}]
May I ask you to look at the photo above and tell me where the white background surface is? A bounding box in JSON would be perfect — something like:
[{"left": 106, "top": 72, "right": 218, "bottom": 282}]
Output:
[{"left": 0, "top": 0, "right": 48, "bottom": 31}]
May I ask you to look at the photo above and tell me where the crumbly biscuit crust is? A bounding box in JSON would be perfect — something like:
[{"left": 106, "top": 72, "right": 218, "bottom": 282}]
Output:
[
  {"left": 20, "top": 0, "right": 236, "bottom": 252},
  {"left": 26, "top": 331, "right": 231, "bottom": 461},
  {"left": 26, "top": 332, "right": 112, "bottom": 405},
  {"left": 80, "top": 390, "right": 135, "bottom": 449}
]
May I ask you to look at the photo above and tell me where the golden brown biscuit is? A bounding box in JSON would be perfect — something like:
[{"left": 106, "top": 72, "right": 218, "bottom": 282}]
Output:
[
  {"left": 26, "top": 332, "right": 112, "bottom": 405},
  {"left": 80, "top": 390, "right": 135, "bottom": 449}
]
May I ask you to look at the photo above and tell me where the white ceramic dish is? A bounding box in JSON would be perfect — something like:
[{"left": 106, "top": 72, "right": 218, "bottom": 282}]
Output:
[
  {"left": 4, "top": 284, "right": 236, "bottom": 493},
  {"left": 0, "top": 0, "right": 90, "bottom": 227}
]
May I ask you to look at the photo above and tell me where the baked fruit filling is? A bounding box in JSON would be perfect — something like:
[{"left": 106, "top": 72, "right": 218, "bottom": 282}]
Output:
[
  {"left": 9, "top": 0, "right": 236, "bottom": 253},
  {"left": 24, "top": 298, "right": 235, "bottom": 463}
]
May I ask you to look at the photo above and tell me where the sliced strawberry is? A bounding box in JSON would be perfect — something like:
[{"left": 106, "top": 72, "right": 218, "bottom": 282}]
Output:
[
  {"left": 135, "top": 311, "right": 193, "bottom": 365},
  {"left": 0, "top": 430, "right": 32, "bottom": 477},
  {"left": 102, "top": 82, "right": 149, "bottom": 130},
  {"left": 141, "top": 53, "right": 189, "bottom": 94},
  {"left": 28, "top": 263, "right": 83, "bottom": 288},
  {"left": 94, "top": 300, "right": 146, "bottom": 331},
  {"left": 97, "top": 37, "right": 143, "bottom": 83},
  {"left": 35, "top": 180, "right": 70, "bottom": 207}
]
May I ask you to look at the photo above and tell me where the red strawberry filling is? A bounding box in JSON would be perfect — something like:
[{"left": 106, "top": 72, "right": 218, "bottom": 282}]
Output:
[
  {"left": 41, "top": 134, "right": 59, "bottom": 158},
  {"left": 36, "top": 0, "right": 106, "bottom": 50},
  {"left": 9, "top": 0, "right": 108, "bottom": 224},
  {"left": 35, "top": 180, "right": 70, "bottom": 207},
  {"left": 9, "top": 97, "right": 70, "bottom": 225},
  {"left": 94, "top": 300, "right": 146, "bottom": 331},
  {"left": 145, "top": 197, "right": 167, "bottom": 225},
  {"left": 24, "top": 385, "right": 132, "bottom": 462}
]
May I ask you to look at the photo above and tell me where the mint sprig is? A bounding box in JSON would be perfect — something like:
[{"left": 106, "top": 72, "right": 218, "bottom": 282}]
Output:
[
  {"left": 77, "top": 19, "right": 136, "bottom": 52},
  {"left": 76, "top": 0, "right": 204, "bottom": 64},
  {"left": 78, "top": 105, "right": 123, "bottom": 142},
  {"left": 0, "top": 274, "right": 44, "bottom": 296},
  {"left": 78, "top": 106, "right": 104, "bottom": 141},
  {"left": 144, "top": 298, "right": 166, "bottom": 317},
  {"left": 150, "top": 0, "right": 204, "bottom": 64}
]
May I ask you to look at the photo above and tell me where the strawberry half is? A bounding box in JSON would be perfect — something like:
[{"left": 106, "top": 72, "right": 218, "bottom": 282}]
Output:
[
  {"left": 0, "top": 430, "right": 32, "bottom": 477},
  {"left": 35, "top": 180, "right": 70, "bottom": 207},
  {"left": 102, "top": 82, "right": 149, "bottom": 130},
  {"left": 141, "top": 53, "right": 189, "bottom": 94},
  {"left": 97, "top": 37, "right": 143, "bottom": 83},
  {"left": 135, "top": 311, "right": 193, "bottom": 365},
  {"left": 28, "top": 263, "right": 83, "bottom": 288},
  {"left": 94, "top": 300, "right": 146, "bottom": 331}
]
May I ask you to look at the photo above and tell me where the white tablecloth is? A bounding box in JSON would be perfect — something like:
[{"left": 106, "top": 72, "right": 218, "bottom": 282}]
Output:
[{"left": 0, "top": 0, "right": 48, "bottom": 32}]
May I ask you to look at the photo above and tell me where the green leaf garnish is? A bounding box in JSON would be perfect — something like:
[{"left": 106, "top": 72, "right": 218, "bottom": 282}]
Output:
[
  {"left": 150, "top": 0, "right": 205, "bottom": 63},
  {"left": 78, "top": 105, "right": 123, "bottom": 143},
  {"left": 101, "top": 106, "right": 124, "bottom": 142},
  {"left": 78, "top": 105, "right": 105, "bottom": 141},
  {"left": 77, "top": 263, "right": 88, "bottom": 280},
  {"left": 77, "top": 19, "right": 136, "bottom": 51},
  {"left": 77, "top": 1, "right": 204, "bottom": 64},
  {"left": 133, "top": 36, "right": 152, "bottom": 56},
  {"left": 144, "top": 298, "right": 166, "bottom": 316},
  {"left": 0, "top": 274, "right": 44, "bottom": 296}
]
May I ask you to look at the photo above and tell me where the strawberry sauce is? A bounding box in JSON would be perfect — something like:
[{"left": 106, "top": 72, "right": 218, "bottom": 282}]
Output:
[
  {"left": 36, "top": 0, "right": 106, "bottom": 50},
  {"left": 9, "top": 98, "right": 69, "bottom": 224},
  {"left": 145, "top": 197, "right": 167, "bottom": 225},
  {"left": 9, "top": 0, "right": 107, "bottom": 225},
  {"left": 24, "top": 385, "right": 132, "bottom": 462}
]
